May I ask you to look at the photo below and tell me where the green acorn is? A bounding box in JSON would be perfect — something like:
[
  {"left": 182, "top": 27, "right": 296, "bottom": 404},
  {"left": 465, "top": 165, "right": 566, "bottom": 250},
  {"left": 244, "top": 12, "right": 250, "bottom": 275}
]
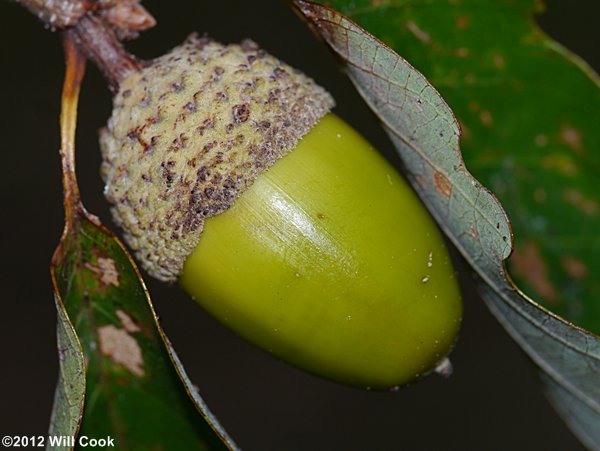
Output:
[{"left": 100, "top": 35, "right": 462, "bottom": 389}]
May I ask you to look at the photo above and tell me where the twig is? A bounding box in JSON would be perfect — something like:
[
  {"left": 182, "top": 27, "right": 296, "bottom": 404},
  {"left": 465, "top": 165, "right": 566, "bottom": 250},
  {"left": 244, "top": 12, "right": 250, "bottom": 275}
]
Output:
[
  {"left": 17, "top": 0, "right": 155, "bottom": 91},
  {"left": 71, "top": 14, "right": 143, "bottom": 92},
  {"left": 17, "top": 0, "right": 89, "bottom": 30}
]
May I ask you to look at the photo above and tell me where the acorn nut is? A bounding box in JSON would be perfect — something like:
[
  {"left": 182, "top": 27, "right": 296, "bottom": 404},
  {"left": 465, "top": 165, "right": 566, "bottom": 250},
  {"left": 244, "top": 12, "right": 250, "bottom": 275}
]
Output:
[{"left": 100, "top": 35, "right": 463, "bottom": 389}]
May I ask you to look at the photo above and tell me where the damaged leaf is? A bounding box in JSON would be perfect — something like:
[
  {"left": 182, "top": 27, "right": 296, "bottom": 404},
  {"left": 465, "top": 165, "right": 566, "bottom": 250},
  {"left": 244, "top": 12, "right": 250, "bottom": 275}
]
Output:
[
  {"left": 50, "top": 214, "right": 236, "bottom": 450},
  {"left": 292, "top": 1, "right": 599, "bottom": 447}
]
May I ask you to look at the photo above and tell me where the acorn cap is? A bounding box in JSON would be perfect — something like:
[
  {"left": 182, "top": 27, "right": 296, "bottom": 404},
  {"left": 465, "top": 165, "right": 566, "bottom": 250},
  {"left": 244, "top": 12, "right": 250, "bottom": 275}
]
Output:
[{"left": 100, "top": 35, "right": 335, "bottom": 281}]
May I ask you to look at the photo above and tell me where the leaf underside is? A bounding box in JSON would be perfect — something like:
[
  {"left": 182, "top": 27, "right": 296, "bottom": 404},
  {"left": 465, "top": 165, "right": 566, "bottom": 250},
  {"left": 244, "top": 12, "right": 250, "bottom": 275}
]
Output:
[
  {"left": 292, "top": 0, "right": 599, "bottom": 447},
  {"left": 320, "top": 0, "right": 600, "bottom": 334},
  {"left": 50, "top": 213, "right": 236, "bottom": 451}
]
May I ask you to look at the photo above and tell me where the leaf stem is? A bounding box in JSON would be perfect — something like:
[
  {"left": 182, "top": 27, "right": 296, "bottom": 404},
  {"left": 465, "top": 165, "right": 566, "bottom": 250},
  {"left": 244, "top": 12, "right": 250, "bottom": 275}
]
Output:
[{"left": 60, "top": 32, "right": 86, "bottom": 227}]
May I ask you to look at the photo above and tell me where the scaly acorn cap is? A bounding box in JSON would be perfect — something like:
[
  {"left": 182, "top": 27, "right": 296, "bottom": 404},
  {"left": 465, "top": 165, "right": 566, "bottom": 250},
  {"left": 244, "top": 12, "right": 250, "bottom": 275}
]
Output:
[{"left": 100, "top": 34, "right": 335, "bottom": 281}]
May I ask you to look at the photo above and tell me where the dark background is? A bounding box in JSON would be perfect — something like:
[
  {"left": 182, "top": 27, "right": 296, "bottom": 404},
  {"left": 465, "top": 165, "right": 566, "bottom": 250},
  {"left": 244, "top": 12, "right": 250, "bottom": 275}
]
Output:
[{"left": 1, "top": 1, "right": 598, "bottom": 449}]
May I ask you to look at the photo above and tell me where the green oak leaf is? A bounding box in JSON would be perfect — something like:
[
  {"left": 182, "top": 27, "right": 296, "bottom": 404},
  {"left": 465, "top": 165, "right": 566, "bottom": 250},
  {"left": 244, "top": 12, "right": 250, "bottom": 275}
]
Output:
[
  {"left": 49, "top": 210, "right": 237, "bottom": 451},
  {"left": 292, "top": 1, "right": 599, "bottom": 447},
  {"left": 315, "top": 0, "right": 600, "bottom": 334}
]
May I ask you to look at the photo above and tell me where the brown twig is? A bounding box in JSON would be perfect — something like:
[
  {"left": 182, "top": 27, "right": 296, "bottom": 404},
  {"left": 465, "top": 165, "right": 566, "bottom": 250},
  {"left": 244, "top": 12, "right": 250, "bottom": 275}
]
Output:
[
  {"left": 17, "top": 0, "right": 155, "bottom": 91},
  {"left": 17, "top": 0, "right": 89, "bottom": 30},
  {"left": 16, "top": 0, "right": 155, "bottom": 32},
  {"left": 70, "top": 14, "right": 143, "bottom": 92}
]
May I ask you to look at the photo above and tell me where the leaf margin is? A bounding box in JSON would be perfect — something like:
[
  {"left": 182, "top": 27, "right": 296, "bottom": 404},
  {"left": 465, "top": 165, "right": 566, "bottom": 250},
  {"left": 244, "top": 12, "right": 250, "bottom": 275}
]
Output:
[{"left": 291, "top": 0, "right": 600, "bottom": 445}]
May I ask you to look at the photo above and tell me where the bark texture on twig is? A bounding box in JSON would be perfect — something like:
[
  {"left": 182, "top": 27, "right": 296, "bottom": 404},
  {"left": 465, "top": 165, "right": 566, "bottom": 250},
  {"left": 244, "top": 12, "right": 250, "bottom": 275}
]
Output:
[
  {"left": 17, "top": 0, "right": 155, "bottom": 91},
  {"left": 17, "top": 0, "right": 89, "bottom": 29},
  {"left": 69, "top": 15, "right": 144, "bottom": 91},
  {"left": 17, "top": 0, "right": 155, "bottom": 35}
]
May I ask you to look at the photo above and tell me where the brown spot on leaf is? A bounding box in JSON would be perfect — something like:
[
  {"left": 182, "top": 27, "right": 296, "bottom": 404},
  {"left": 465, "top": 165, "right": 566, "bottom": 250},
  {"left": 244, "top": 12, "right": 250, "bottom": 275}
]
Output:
[
  {"left": 97, "top": 258, "right": 119, "bottom": 287},
  {"left": 560, "top": 124, "right": 583, "bottom": 154},
  {"left": 479, "top": 110, "right": 493, "bottom": 127},
  {"left": 456, "top": 15, "right": 471, "bottom": 29},
  {"left": 468, "top": 101, "right": 480, "bottom": 112},
  {"left": 98, "top": 325, "right": 145, "bottom": 377},
  {"left": 563, "top": 189, "right": 598, "bottom": 216},
  {"left": 491, "top": 52, "right": 506, "bottom": 69},
  {"left": 455, "top": 47, "right": 470, "bottom": 58},
  {"left": 510, "top": 241, "right": 558, "bottom": 303},
  {"left": 541, "top": 153, "right": 578, "bottom": 176},
  {"left": 406, "top": 21, "right": 431, "bottom": 44},
  {"left": 116, "top": 310, "right": 141, "bottom": 333},
  {"left": 534, "top": 134, "right": 548, "bottom": 148},
  {"left": 434, "top": 172, "right": 452, "bottom": 198},
  {"left": 84, "top": 256, "right": 119, "bottom": 288},
  {"left": 533, "top": 188, "right": 547, "bottom": 203},
  {"left": 561, "top": 256, "right": 588, "bottom": 280}
]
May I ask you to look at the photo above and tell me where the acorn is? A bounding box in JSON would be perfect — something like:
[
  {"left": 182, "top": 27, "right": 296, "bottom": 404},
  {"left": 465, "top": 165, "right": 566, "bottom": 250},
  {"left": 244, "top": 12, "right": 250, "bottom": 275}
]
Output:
[{"left": 100, "top": 35, "right": 462, "bottom": 389}]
